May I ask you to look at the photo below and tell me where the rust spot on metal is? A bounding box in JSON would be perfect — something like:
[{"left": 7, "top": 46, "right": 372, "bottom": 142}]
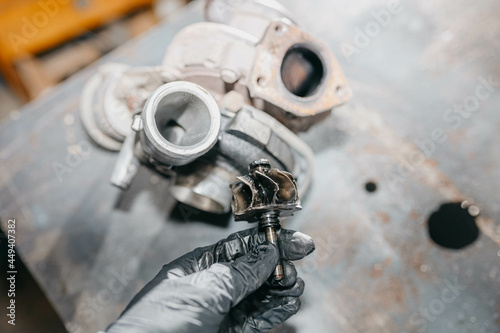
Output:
[
  {"left": 409, "top": 210, "right": 420, "bottom": 220},
  {"left": 248, "top": 21, "right": 351, "bottom": 120},
  {"left": 324, "top": 273, "right": 406, "bottom": 331},
  {"left": 423, "top": 159, "right": 438, "bottom": 168},
  {"left": 376, "top": 211, "right": 391, "bottom": 224},
  {"left": 370, "top": 268, "right": 383, "bottom": 278},
  {"left": 29, "top": 133, "right": 38, "bottom": 147}
]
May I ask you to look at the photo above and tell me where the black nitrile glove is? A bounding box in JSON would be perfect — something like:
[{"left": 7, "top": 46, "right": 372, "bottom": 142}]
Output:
[{"left": 106, "top": 227, "right": 315, "bottom": 333}]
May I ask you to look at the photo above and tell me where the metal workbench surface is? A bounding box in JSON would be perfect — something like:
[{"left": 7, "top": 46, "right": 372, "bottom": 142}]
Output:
[{"left": 1, "top": 0, "right": 499, "bottom": 332}]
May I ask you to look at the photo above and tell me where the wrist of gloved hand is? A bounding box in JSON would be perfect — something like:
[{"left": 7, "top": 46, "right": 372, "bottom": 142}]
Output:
[{"left": 106, "top": 227, "right": 315, "bottom": 333}]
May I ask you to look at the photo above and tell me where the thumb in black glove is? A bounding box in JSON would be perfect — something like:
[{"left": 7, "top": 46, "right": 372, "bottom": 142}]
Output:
[{"left": 106, "top": 227, "right": 315, "bottom": 333}]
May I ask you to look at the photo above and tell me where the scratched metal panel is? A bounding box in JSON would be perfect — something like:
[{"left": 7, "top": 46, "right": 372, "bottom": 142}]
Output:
[{"left": 1, "top": 0, "right": 499, "bottom": 333}]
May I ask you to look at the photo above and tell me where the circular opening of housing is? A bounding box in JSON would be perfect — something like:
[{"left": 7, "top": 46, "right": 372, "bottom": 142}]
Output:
[
  {"left": 427, "top": 202, "right": 479, "bottom": 250},
  {"left": 280, "top": 44, "right": 325, "bottom": 98},
  {"left": 154, "top": 91, "right": 212, "bottom": 147}
]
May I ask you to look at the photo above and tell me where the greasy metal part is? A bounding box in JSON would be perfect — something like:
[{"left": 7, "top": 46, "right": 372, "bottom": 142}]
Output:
[
  {"left": 109, "top": 81, "right": 222, "bottom": 189},
  {"left": 205, "top": 0, "right": 298, "bottom": 39},
  {"left": 80, "top": 64, "right": 180, "bottom": 151},
  {"left": 79, "top": 63, "right": 131, "bottom": 151},
  {"left": 80, "top": 0, "right": 351, "bottom": 148},
  {"left": 79, "top": 0, "right": 349, "bottom": 214},
  {"left": 110, "top": 125, "right": 140, "bottom": 189},
  {"left": 247, "top": 21, "right": 349, "bottom": 121},
  {"left": 169, "top": 158, "right": 236, "bottom": 213},
  {"left": 79, "top": 0, "right": 351, "bottom": 215},
  {"left": 247, "top": 106, "right": 314, "bottom": 197},
  {"left": 230, "top": 159, "right": 301, "bottom": 280},
  {"left": 140, "top": 82, "right": 221, "bottom": 166},
  {"left": 218, "top": 101, "right": 314, "bottom": 197},
  {"left": 110, "top": 87, "right": 314, "bottom": 213},
  {"left": 262, "top": 211, "right": 284, "bottom": 280},
  {"left": 163, "top": 102, "right": 313, "bottom": 213},
  {"left": 162, "top": 18, "right": 351, "bottom": 132}
]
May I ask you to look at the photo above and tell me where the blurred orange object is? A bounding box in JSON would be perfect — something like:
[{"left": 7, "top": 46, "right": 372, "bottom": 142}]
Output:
[{"left": 0, "top": 0, "right": 154, "bottom": 100}]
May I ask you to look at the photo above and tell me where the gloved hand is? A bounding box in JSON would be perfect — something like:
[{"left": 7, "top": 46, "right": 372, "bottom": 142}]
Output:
[{"left": 106, "top": 227, "right": 315, "bottom": 333}]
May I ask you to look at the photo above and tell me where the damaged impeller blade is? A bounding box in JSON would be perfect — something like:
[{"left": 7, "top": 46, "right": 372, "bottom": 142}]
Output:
[
  {"left": 230, "top": 159, "right": 301, "bottom": 222},
  {"left": 229, "top": 159, "right": 302, "bottom": 281}
]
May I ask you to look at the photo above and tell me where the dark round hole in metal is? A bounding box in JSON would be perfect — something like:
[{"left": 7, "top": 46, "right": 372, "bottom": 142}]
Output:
[
  {"left": 427, "top": 202, "right": 479, "bottom": 249},
  {"left": 365, "top": 181, "right": 377, "bottom": 193},
  {"left": 280, "top": 44, "right": 325, "bottom": 97}
]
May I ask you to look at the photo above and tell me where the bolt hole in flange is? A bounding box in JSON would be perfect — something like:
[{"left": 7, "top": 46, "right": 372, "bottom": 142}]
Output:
[
  {"left": 274, "top": 24, "right": 287, "bottom": 34},
  {"left": 280, "top": 44, "right": 325, "bottom": 97},
  {"left": 257, "top": 76, "right": 266, "bottom": 87},
  {"left": 427, "top": 202, "right": 480, "bottom": 249}
]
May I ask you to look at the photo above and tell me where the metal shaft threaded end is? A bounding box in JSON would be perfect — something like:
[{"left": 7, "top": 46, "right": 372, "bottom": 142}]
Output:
[{"left": 261, "top": 211, "right": 283, "bottom": 281}]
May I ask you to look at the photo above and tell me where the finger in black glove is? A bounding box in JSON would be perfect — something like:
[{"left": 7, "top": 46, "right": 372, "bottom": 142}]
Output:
[{"left": 106, "top": 227, "right": 315, "bottom": 333}]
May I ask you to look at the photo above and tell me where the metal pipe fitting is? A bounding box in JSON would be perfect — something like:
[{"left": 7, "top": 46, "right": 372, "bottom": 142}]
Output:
[{"left": 140, "top": 82, "right": 221, "bottom": 166}]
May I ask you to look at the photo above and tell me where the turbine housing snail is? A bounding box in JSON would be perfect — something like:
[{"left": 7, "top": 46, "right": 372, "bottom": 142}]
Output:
[{"left": 79, "top": 0, "right": 351, "bottom": 214}]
